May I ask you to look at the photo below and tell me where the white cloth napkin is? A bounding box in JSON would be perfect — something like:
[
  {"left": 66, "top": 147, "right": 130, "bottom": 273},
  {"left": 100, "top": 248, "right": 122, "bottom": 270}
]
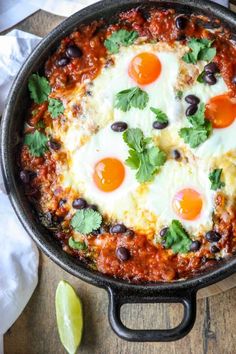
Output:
[
  {"left": 0, "top": 29, "right": 41, "bottom": 354},
  {"left": 0, "top": 0, "right": 99, "bottom": 32}
]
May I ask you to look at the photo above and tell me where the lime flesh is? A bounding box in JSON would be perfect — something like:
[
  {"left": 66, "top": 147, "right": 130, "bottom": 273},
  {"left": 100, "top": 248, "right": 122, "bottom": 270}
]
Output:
[{"left": 55, "top": 280, "right": 83, "bottom": 354}]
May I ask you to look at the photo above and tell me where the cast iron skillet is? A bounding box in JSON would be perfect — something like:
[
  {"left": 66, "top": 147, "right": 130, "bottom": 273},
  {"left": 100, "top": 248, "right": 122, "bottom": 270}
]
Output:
[{"left": 1, "top": 0, "right": 236, "bottom": 342}]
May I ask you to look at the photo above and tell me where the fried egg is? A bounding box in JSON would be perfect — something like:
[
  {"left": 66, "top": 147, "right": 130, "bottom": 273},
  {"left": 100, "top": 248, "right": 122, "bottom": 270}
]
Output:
[
  {"left": 62, "top": 126, "right": 139, "bottom": 220},
  {"left": 146, "top": 160, "right": 215, "bottom": 235}
]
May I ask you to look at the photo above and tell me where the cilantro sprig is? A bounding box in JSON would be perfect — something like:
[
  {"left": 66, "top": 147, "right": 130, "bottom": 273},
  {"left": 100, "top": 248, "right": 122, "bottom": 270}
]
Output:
[
  {"left": 150, "top": 107, "right": 168, "bottom": 124},
  {"left": 24, "top": 130, "right": 49, "bottom": 157},
  {"left": 209, "top": 168, "right": 225, "bottom": 191},
  {"left": 71, "top": 209, "right": 102, "bottom": 235},
  {"left": 115, "top": 87, "right": 149, "bottom": 112},
  {"left": 123, "top": 128, "right": 166, "bottom": 183},
  {"left": 48, "top": 98, "right": 65, "bottom": 118},
  {"left": 179, "top": 103, "right": 212, "bottom": 148},
  {"left": 68, "top": 237, "right": 88, "bottom": 251},
  {"left": 28, "top": 74, "right": 51, "bottom": 104},
  {"left": 104, "top": 30, "right": 139, "bottom": 54},
  {"left": 28, "top": 74, "right": 64, "bottom": 118},
  {"left": 163, "top": 220, "right": 192, "bottom": 254},
  {"left": 182, "top": 38, "right": 216, "bottom": 64}
]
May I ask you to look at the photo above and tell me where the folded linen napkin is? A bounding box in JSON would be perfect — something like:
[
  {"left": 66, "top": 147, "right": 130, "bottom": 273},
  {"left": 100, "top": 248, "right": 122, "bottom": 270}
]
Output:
[{"left": 0, "top": 29, "right": 41, "bottom": 354}]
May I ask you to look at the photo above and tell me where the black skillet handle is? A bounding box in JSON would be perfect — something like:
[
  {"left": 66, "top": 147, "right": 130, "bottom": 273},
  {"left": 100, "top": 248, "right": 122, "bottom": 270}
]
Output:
[
  {"left": 211, "top": 0, "right": 229, "bottom": 7},
  {"left": 108, "top": 288, "right": 196, "bottom": 342}
]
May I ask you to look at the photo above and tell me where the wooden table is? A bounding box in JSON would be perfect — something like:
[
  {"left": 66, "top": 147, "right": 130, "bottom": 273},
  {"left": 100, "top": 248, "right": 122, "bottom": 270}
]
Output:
[{"left": 3, "top": 7, "right": 236, "bottom": 354}]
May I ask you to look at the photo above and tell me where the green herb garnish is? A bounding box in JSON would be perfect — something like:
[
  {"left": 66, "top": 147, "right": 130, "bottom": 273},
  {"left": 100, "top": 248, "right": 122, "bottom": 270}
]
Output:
[
  {"left": 150, "top": 107, "right": 168, "bottom": 124},
  {"left": 28, "top": 73, "right": 51, "bottom": 104},
  {"left": 123, "top": 128, "right": 166, "bottom": 183},
  {"left": 182, "top": 38, "right": 216, "bottom": 64},
  {"left": 176, "top": 90, "right": 183, "bottom": 100},
  {"left": 115, "top": 87, "right": 149, "bottom": 112},
  {"left": 48, "top": 98, "right": 64, "bottom": 118},
  {"left": 164, "top": 220, "right": 192, "bottom": 254},
  {"left": 209, "top": 168, "right": 225, "bottom": 191},
  {"left": 71, "top": 209, "right": 102, "bottom": 235},
  {"left": 104, "top": 30, "right": 139, "bottom": 54},
  {"left": 24, "top": 130, "right": 48, "bottom": 157},
  {"left": 179, "top": 103, "right": 212, "bottom": 148},
  {"left": 68, "top": 237, "right": 88, "bottom": 251},
  {"left": 36, "top": 120, "right": 46, "bottom": 129}
]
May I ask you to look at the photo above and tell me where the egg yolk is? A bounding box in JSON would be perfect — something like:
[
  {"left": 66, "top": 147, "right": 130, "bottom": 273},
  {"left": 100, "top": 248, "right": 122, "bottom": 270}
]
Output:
[
  {"left": 128, "top": 52, "right": 162, "bottom": 85},
  {"left": 93, "top": 157, "right": 125, "bottom": 192},
  {"left": 172, "top": 188, "right": 203, "bottom": 220},
  {"left": 205, "top": 94, "right": 236, "bottom": 128}
]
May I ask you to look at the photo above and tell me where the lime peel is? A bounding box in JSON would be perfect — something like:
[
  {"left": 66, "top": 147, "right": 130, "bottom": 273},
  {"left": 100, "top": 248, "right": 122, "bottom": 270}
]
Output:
[{"left": 55, "top": 280, "right": 83, "bottom": 354}]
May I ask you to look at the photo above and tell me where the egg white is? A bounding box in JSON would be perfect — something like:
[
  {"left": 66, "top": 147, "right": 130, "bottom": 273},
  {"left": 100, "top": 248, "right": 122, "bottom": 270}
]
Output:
[{"left": 62, "top": 126, "right": 139, "bottom": 220}]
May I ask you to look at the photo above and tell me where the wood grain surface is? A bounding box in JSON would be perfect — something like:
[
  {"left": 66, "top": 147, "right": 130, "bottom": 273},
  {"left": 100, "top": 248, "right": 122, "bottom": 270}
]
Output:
[{"left": 3, "top": 6, "right": 236, "bottom": 354}]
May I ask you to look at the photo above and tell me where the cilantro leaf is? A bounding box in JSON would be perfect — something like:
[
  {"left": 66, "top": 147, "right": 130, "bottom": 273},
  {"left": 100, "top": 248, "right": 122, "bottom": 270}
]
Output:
[
  {"left": 150, "top": 107, "right": 168, "bottom": 124},
  {"left": 187, "top": 103, "right": 206, "bottom": 126},
  {"left": 209, "top": 168, "right": 225, "bottom": 191},
  {"left": 104, "top": 30, "right": 139, "bottom": 54},
  {"left": 48, "top": 98, "right": 64, "bottom": 118},
  {"left": 164, "top": 220, "right": 192, "bottom": 254},
  {"left": 179, "top": 103, "right": 212, "bottom": 148},
  {"left": 147, "top": 146, "right": 166, "bottom": 167},
  {"left": 71, "top": 209, "right": 102, "bottom": 235},
  {"left": 176, "top": 90, "right": 183, "bottom": 100},
  {"left": 24, "top": 130, "right": 48, "bottom": 157},
  {"left": 179, "top": 123, "right": 212, "bottom": 148},
  {"left": 182, "top": 38, "right": 216, "bottom": 64},
  {"left": 123, "top": 128, "right": 144, "bottom": 152},
  {"left": 123, "top": 128, "right": 166, "bottom": 183},
  {"left": 115, "top": 87, "right": 149, "bottom": 112},
  {"left": 28, "top": 74, "right": 51, "bottom": 104},
  {"left": 197, "top": 70, "right": 205, "bottom": 83},
  {"left": 68, "top": 237, "right": 88, "bottom": 251}
]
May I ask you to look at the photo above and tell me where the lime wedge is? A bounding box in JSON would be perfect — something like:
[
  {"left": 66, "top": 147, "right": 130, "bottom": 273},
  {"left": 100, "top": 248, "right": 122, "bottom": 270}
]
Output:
[{"left": 55, "top": 280, "right": 83, "bottom": 354}]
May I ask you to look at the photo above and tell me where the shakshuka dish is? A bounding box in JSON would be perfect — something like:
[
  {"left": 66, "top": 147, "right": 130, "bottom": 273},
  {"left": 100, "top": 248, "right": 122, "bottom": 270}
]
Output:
[{"left": 19, "top": 8, "right": 236, "bottom": 282}]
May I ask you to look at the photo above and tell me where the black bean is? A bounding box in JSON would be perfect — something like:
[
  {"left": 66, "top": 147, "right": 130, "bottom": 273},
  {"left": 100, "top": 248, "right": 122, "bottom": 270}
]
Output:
[
  {"left": 232, "top": 75, "right": 236, "bottom": 85},
  {"left": 59, "top": 199, "right": 67, "bottom": 208},
  {"left": 86, "top": 204, "right": 98, "bottom": 211},
  {"left": 172, "top": 149, "right": 181, "bottom": 160},
  {"left": 210, "top": 245, "right": 220, "bottom": 254},
  {"left": 175, "top": 16, "right": 188, "bottom": 30},
  {"left": 153, "top": 120, "right": 169, "bottom": 130},
  {"left": 56, "top": 57, "right": 70, "bottom": 67},
  {"left": 116, "top": 247, "right": 130, "bottom": 261},
  {"left": 66, "top": 45, "right": 83, "bottom": 58},
  {"left": 48, "top": 139, "right": 61, "bottom": 151},
  {"left": 111, "top": 121, "right": 128, "bottom": 132},
  {"left": 203, "top": 73, "right": 217, "bottom": 85},
  {"left": 20, "top": 170, "right": 35, "bottom": 184},
  {"left": 110, "top": 224, "right": 127, "bottom": 234},
  {"left": 185, "top": 94, "right": 200, "bottom": 105},
  {"left": 72, "top": 198, "right": 87, "bottom": 209},
  {"left": 186, "top": 104, "right": 198, "bottom": 116},
  {"left": 160, "top": 227, "right": 169, "bottom": 238},
  {"left": 190, "top": 240, "right": 201, "bottom": 252},
  {"left": 205, "top": 230, "right": 221, "bottom": 243},
  {"left": 204, "top": 62, "right": 219, "bottom": 74}
]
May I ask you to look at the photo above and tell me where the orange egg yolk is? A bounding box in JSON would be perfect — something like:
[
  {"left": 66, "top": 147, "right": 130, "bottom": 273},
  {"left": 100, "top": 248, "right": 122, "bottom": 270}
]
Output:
[
  {"left": 128, "top": 52, "right": 162, "bottom": 85},
  {"left": 205, "top": 94, "right": 236, "bottom": 128},
  {"left": 172, "top": 188, "right": 203, "bottom": 221},
  {"left": 93, "top": 157, "right": 125, "bottom": 192}
]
